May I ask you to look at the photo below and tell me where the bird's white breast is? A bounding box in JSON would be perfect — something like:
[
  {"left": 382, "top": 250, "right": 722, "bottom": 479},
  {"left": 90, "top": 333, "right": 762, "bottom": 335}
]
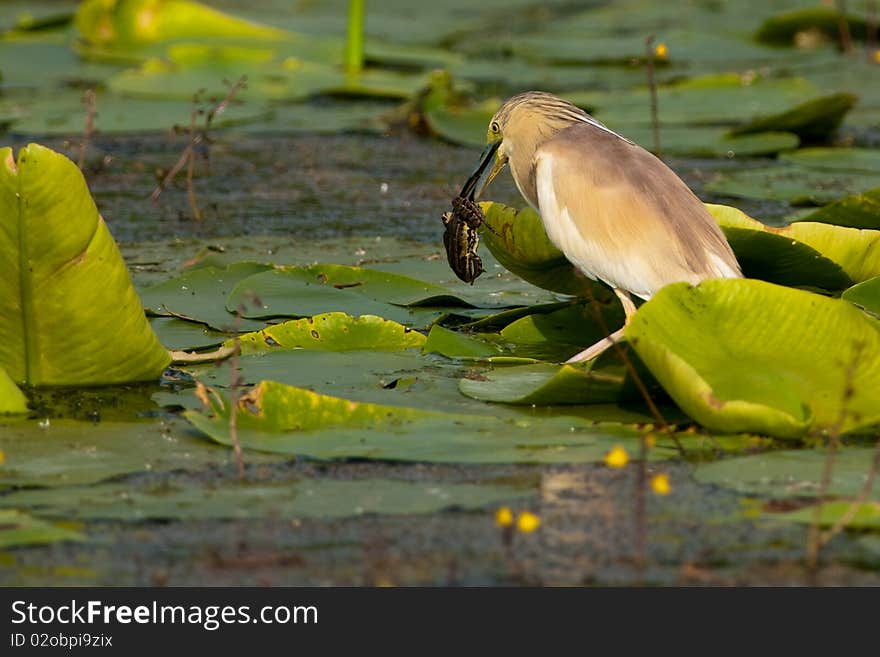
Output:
[{"left": 535, "top": 153, "right": 659, "bottom": 298}]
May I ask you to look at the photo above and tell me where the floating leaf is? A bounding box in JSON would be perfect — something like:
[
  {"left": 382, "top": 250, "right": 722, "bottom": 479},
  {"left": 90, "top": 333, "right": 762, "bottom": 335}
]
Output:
[
  {"left": 75, "top": 0, "right": 289, "bottom": 47},
  {"left": 729, "top": 93, "right": 855, "bottom": 142},
  {"left": 0, "top": 144, "right": 170, "bottom": 385},
  {"left": 226, "top": 264, "right": 508, "bottom": 329},
  {"left": 709, "top": 204, "right": 852, "bottom": 290},
  {"left": 185, "top": 380, "right": 652, "bottom": 464},
  {"left": 5, "top": 90, "right": 268, "bottom": 134},
  {"left": 0, "top": 419, "right": 285, "bottom": 488},
  {"left": 627, "top": 279, "right": 880, "bottom": 438},
  {"left": 772, "top": 501, "right": 880, "bottom": 530},
  {"left": 0, "top": 478, "right": 533, "bottom": 521},
  {"left": 755, "top": 8, "right": 868, "bottom": 47},
  {"left": 842, "top": 277, "right": 880, "bottom": 317},
  {"left": 459, "top": 362, "right": 624, "bottom": 405},
  {"left": 796, "top": 187, "right": 880, "bottom": 230},
  {"left": 568, "top": 76, "right": 819, "bottom": 127},
  {"left": 140, "top": 262, "right": 273, "bottom": 332},
  {"left": 694, "top": 448, "right": 880, "bottom": 500},
  {"left": 230, "top": 312, "right": 426, "bottom": 354},
  {"left": 0, "top": 509, "right": 83, "bottom": 549},
  {"left": 422, "top": 325, "right": 506, "bottom": 359},
  {"left": 0, "top": 367, "right": 27, "bottom": 414},
  {"left": 706, "top": 165, "right": 880, "bottom": 205},
  {"left": 780, "top": 148, "right": 880, "bottom": 174}
]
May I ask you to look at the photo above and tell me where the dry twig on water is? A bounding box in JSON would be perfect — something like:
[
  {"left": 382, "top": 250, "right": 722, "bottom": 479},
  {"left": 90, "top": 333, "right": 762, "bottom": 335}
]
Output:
[
  {"left": 806, "top": 341, "right": 864, "bottom": 571},
  {"left": 151, "top": 76, "right": 248, "bottom": 221},
  {"left": 645, "top": 35, "right": 661, "bottom": 157}
]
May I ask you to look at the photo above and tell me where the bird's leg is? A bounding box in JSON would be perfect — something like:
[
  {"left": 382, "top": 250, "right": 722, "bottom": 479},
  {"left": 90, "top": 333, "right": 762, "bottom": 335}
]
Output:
[{"left": 564, "top": 289, "right": 637, "bottom": 363}]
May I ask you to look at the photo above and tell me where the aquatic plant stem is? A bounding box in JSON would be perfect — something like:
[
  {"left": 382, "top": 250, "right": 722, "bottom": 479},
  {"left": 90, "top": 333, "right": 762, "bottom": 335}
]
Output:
[
  {"left": 645, "top": 35, "right": 661, "bottom": 157},
  {"left": 345, "top": 0, "right": 365, "bottom": 76},
  {"left": 836, "top": 0, "right": 853, "bottom": 54}
]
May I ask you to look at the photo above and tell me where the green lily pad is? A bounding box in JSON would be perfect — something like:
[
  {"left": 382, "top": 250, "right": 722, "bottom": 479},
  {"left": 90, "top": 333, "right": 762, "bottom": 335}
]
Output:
[
  {"left": 780, "top": 148, "right": 880, "bottom": 174},
  {"left": 459, "top": 362, "right": 625, "bottom": 406},
  {"left": 730, "top": 93, "right": 856, "bottom": 142},
  {"left": 755, "top": 8, "right": 868, "bottom": 47},
  {"left": 0, "top": 509, "right": 83, "bottom": 549},
  {"left": 796, "top": 187, "right": 880, "bottom": 230},
  {"left": 627, "top": 278, "right": 880, "bottom": 438},
  {"left": 842, "top": 277, "right": 880, "bottom": 317},
  {"left": 75, "top": 0, "right": 289, "bottom": 47},
  {"left": 0, "top": 478, "right": 533, "bottom": 522},
  {"left": 149, "top": 317, "right": 226, "bottom": 351},
  {"left": 568, "top": 75, "right": 819, "bottom": 127},
  {"left": 229, "top": 312, "right": 426, "bottom": 354},
  {"left": 0, "top": 367, "right": 27, "bottom": 414},
  {"left": 424, "top": 101, "right": 498, "bottom": 147},
  {"left": 108, "top": 50, "right": 341, "bottom": 102},
  {"left": 772, "top": 501, "right": 880, "bottom": 530},
  {"left": 422, "top": 325, "right": 506, "bottom": 360},
  {"left": 140, "top": 262, "right": 273, "bottom": 332},
  {"left": 226, "top": 264, "right": 508, "bottom": 329},
  {"left": 706, "top": 165, "right": 880, "bottom": 205},
  {"left": 611, "top": 125, "right": 799, "bottom": 158},
  {"left": 709, "top": 204, "right": 853, "bottom": 290},
  {"left": 694, "top": 448, "right": 880, "bottom": 500},
  {"left": 7, "top": 91, "right": 268, "bottom": 134},
  {"left": 0, "top": 419, "right": 285, "bottom": 488},
  {"left": 185, "top": 379, "right": 652, "bottom": 464},
  {"left": 0, "top": 143, "right": 170, "bottom": 385}
]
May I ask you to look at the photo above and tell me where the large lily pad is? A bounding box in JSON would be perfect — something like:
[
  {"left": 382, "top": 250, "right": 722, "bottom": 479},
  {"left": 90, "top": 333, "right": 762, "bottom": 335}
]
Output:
[
  {"left": 772, "top": 501, "right": 880, "bottom": 531},
  {"left": 694, "top": 448, "right": 880, "bottom": 500},
  {"left": 0, "top": 478, "right": 533, "bottom": 522},
  {"left": 0, "top": 144, "right": 170, "bottom": 385},
  {"left": 0, "top": 509, "right": 83, "bottom": 549},
  {"left": 0, "top": 419, "right": 284, "bottom": 488},
  {"left": 230, "top": 312, "right": 426, "bottom": 354},
  {"left": 755, "top": 7, "right": 868, "bottom": 46},
  {"left": 706, "top": 165, "right": 880, "bottom": 205},
  {"left": 75, "top": 0, "right": 289, "bottom": 47},
  {"left": 626, "top": 279, "right": 880, "bottom": 438},
  {"left": 5, "top": 91, "right": 268, "bottom": 135},
  {"left": 842, "top": 277, "right": 880, "bottom": 317},
  {"left": 780, "top": 148, "right": 880, "bottom": 175},
  {"left": 225, "top": 264, "right": 508, "bottom": 329},
  {"left": 185, "top": 380, "right": 652, "bottom": 464},
  {"left": 0, "top": 367, "right": 27, "bottom": 414},
  {"left": 140, "top": 262, "right": 273, "bottom": 332},
  {"left": 796, "top": 187, "right": 880, "bottom": 230},
  {"left": 708, "top": 204, "right": 880, "bottom": 289},
  {"left": 730, "top": 93, "right": 856, "bottom": 142},
  {"left": 568, "top": 75, "right": 820, "bottom": 127}
]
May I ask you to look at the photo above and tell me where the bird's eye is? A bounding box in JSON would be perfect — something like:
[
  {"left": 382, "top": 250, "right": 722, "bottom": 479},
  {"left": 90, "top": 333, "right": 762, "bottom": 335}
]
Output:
[{"left": 490, "top": 122, "right": 500, "bottom": 134}]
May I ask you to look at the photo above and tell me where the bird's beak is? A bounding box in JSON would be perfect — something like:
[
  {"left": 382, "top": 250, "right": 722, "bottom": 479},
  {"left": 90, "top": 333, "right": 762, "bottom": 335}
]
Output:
[{"left": 460, "top": 140, "right": 504, "bottom": 200}]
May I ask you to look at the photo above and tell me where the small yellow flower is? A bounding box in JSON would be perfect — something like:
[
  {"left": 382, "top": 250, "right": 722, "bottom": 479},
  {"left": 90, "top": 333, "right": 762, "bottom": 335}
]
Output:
[
  {"left": 604, "top": 445, "right": 629, "bottom": 468},
  {"left": 651, "top": 473, "right": 671, "bottom": 496},
  {"left": 874, "top": 49, "right": 880, "bottom": 64},
  {"left": 644, "top": 433, "right": 656, "bottom": 449},
  {"left": 516, "top": 511, "right": 541, "bottom": 533},
  {"left": 495, "top": 506, "right": 514, "bottom": 527},
  {"left": 654, "top": 42, "right": 668, "bottom": 59}
]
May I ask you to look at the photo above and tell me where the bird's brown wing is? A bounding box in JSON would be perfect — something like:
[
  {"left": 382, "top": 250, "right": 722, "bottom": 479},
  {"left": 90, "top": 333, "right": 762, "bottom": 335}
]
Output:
[{"left": 533, "top": 126, "right": 741, "bottom": 299}]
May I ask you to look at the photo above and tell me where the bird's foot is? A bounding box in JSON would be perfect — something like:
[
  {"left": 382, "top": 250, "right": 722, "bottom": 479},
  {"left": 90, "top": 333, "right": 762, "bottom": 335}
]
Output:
[{"left": 564, "top": 327, "right": 626, "bottom": 363}]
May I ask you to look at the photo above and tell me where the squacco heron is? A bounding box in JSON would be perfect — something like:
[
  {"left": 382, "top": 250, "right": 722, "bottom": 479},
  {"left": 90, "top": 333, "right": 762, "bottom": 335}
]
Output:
[{"left": 460, "top": 91, "right": 742, "bottom": 362}]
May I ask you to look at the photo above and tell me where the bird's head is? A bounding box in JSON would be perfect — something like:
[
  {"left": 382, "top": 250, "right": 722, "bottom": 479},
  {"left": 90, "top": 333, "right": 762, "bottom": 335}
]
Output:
[{"left": 460, "top": 91, "right": 590, "bottom": 200}]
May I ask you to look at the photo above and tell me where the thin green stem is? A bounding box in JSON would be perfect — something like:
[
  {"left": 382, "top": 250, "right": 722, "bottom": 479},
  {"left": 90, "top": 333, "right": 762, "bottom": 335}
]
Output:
[{"left": 345, "top": 0, "right": 365, "bottom": 76}]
